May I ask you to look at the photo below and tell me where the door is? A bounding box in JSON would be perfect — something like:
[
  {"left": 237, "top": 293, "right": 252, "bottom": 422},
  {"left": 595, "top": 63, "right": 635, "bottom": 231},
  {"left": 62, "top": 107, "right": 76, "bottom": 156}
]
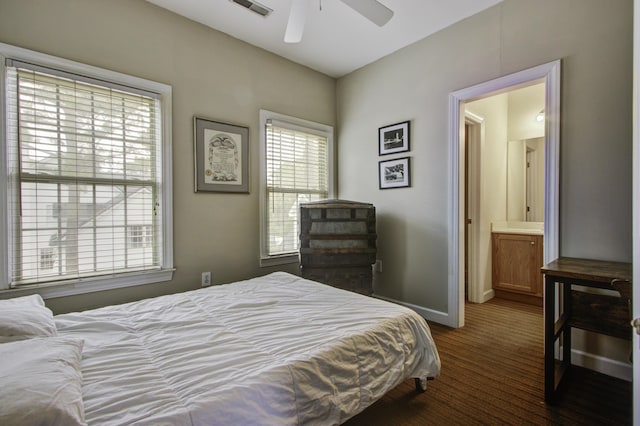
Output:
[
  {"left": 448, "top": 60, "right": 561, "bottom": 328},
  {"left": 633, "top": 1, "right": 639, "bottom": 424},
  {"left": 526, "top": 149, "right": 534, "bottom": 221},
  {"left": 633, "top": 273, "right": 639, "bottom": 426}
]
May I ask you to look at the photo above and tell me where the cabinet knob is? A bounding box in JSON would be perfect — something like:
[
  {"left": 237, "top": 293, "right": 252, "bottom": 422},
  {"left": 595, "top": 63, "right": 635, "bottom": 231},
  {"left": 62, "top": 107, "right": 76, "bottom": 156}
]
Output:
[{"left": 530, "top": 241, "right": 535, "bottom": 245}]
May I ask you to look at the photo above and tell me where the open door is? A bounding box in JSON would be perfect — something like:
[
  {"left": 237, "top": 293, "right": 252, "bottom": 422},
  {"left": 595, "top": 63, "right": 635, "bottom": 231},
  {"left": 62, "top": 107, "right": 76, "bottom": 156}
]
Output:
[
  {"left": 447, "top": 60, "right": 561, "bottom": 328},
  {"left": 632, "top": 1, "right": 639, "bottom": 424}
]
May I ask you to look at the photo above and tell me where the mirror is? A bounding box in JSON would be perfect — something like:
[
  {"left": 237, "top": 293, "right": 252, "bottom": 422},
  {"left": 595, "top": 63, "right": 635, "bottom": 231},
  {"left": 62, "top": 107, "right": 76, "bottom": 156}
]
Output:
[{"left": 507, "top": 137, "right": 544, "bottom": 222}]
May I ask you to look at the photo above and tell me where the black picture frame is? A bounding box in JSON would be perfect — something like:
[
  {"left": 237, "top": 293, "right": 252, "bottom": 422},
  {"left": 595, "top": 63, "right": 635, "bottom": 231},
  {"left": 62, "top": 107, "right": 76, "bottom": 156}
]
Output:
[
  {"left": 194, "top": 116, "right": 249, "bottom": 193},
  {"left": 379, "top": 120, "right": 410, "bottom": 155},
  {"left": 379, "top": 157, "right": 411, "bottom": 189}
]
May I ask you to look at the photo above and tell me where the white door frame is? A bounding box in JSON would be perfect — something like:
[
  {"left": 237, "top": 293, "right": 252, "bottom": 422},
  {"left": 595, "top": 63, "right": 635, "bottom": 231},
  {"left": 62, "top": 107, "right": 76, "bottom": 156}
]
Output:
[
  {"left": 447, "top": 60, "right": 561, "bottom": 328},
  {"left": 631, "top": 1, "right": 639, "bottom": 424}
]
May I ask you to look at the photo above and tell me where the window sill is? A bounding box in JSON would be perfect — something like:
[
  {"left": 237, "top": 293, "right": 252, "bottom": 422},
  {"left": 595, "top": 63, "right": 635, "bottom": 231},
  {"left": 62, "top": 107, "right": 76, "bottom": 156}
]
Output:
[
  {"left": 1, "top": 269, "right": 175, "bottom": 300},
  {"left": 260, "top": 254, "right": 299, "bottom": 268}
]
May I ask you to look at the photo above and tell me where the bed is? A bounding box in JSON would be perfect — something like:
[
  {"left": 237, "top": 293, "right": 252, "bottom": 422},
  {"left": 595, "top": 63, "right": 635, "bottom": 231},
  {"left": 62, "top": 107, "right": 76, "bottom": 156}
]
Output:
[{"left": 0, "top": 271, "right": 440, "bottom": 425}]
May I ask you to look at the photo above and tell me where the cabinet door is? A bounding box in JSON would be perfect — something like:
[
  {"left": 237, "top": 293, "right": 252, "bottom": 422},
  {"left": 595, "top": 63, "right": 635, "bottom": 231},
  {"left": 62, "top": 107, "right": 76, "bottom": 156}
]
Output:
[{"left": 492, "top": 233, "right": 542, "bottom": 296}]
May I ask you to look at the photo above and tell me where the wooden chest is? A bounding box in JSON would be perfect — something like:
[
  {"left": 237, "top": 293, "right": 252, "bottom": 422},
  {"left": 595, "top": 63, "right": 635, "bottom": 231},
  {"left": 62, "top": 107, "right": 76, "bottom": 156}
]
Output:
[{"left": 299, "top": 199, "right": 376, "bottom": 295}]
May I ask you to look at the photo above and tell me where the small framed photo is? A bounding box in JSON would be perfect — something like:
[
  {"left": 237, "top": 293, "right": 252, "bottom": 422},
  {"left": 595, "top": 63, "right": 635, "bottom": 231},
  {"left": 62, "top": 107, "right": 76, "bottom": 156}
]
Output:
[
  {"left": 379, "top": 157, "right": 411, "bottom": 189},
  {"left": 379, "top": 120, "right": 410, "bottom": 155},
  {"left": 194, "top": 116, "right": 249, "bottom": 193}
]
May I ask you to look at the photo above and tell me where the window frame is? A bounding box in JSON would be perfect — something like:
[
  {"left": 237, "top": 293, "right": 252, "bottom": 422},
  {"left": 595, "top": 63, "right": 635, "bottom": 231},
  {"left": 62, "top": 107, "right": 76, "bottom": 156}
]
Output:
[
  {"left": 258, "top": 110, "right": 334, "bottom": 267},
  {"left": 0, "top": 43, "right": 174, "bottom": 299}
]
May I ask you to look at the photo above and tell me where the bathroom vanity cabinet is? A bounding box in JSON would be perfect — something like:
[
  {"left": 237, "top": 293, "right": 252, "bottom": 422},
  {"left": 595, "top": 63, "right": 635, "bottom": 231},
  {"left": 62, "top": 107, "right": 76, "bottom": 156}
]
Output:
[{"left": 492, "top": 231, "right": 543, "bottom": 306}]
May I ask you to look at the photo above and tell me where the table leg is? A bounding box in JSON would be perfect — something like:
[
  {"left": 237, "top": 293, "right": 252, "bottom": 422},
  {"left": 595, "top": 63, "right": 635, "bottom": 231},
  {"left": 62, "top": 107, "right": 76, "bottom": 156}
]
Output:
[
  {"left": 544, "top": 275, "right": 555, "bottom": 403},
  {"left": 561, "top": 280, "right": 572, "bottom": 376}
]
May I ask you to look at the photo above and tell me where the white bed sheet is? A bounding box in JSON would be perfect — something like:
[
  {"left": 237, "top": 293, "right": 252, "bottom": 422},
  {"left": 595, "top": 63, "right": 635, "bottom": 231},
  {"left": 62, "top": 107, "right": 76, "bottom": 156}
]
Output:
[{"left": 55, "top": 272, "right": 440, "bottom": 425}]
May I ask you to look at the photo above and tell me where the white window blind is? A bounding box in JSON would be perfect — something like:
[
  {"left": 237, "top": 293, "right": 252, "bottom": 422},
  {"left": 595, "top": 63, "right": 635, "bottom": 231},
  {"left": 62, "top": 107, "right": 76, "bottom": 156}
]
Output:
[
  {"left": 265, "top": 119, "right": 330, "bottom": 257},
  {"left": 5, "top": 63, "right": 164, "bottom": 287}
]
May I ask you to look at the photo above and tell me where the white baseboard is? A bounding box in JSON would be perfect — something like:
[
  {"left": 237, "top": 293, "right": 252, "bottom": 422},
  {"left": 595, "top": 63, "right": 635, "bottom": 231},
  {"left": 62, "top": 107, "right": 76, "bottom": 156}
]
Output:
[
  {"left": 481, "top": 289, "right": 495, "bottom": 303},
  {"left": 571, "top": 348, "right": 632, "bottom": 382},
  {"left": 373, "top": 294, "right": 450, "bottom": 325}
]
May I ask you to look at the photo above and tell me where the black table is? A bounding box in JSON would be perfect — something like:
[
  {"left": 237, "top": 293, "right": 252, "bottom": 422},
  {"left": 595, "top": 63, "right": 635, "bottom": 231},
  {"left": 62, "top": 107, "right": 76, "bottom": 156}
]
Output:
[{"left": 541, "top": 257, "right": 632, "bottom": 403}]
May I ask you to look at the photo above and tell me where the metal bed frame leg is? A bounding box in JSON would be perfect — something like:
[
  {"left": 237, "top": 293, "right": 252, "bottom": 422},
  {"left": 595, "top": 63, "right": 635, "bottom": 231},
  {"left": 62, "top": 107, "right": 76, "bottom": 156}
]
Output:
[{"left": 414, "top": 377, "right": 433, "bottom": 393}]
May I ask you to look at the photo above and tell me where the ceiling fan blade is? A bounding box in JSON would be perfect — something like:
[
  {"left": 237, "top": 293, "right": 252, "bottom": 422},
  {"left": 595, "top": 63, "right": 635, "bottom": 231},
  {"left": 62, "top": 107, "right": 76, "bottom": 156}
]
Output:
[
  {"left": 341, "top": 0, "right": 393, "bottom": 27},
  {"left": 284, "top": 0, "right": 308, "bottom": 43}
]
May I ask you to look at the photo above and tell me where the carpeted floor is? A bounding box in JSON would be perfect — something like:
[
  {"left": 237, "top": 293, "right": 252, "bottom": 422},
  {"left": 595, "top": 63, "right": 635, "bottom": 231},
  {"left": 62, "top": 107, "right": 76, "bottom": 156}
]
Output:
[{"left": 345, "top": 297, "right": 632, "bottom": 425}]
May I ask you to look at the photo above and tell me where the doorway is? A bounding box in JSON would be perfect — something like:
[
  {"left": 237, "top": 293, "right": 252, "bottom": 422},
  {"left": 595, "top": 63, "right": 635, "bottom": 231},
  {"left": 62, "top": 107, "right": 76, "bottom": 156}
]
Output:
[{"left": 447, "top": 60, "right": 561, "bottom": 328}]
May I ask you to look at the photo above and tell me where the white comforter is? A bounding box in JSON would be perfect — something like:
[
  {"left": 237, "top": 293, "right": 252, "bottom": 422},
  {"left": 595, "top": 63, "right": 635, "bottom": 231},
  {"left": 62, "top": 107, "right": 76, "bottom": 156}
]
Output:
[{"left": 55, "top": 272, "right": 440, "bottom": 425}]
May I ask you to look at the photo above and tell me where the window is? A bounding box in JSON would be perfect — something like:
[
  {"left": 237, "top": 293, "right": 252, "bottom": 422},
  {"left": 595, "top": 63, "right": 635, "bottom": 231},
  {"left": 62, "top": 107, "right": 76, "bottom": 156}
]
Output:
[
  {"left": 259, "top": 110, "right": 334, "bottom": 265},
  {"left": 39, "top": 248, "right": 55, "bottom": 270},
  {"left": 0, "top": 43, "right": 173, "bottom": 297},
  {"left": 128, "top": 225, "right": 152, "bottom": 249}
]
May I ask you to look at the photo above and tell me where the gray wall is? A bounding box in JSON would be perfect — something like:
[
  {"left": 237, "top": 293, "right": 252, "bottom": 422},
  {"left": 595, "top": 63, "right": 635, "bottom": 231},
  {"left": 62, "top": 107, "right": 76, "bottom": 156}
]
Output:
[
  {"left": 0, "top": 0, "right": 336, "bottom": 313},
  {"left": 0, "top": 0, "right": 633, "bottom": 333},
  {"left": 337, "top": 0, "right": 633, "bottom": 313}
]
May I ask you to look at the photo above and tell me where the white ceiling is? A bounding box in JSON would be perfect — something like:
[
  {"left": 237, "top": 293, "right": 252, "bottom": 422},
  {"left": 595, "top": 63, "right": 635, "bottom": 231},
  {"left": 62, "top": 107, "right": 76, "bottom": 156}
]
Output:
[{"left": 146, "top": 0, "right": 503, "bottom": 78}]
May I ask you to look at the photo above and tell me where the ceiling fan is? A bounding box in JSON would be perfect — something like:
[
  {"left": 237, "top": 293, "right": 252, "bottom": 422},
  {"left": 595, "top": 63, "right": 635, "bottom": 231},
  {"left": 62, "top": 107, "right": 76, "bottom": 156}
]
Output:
[{"left": 284, "top": 0, "right": 394, "bottom": 43}]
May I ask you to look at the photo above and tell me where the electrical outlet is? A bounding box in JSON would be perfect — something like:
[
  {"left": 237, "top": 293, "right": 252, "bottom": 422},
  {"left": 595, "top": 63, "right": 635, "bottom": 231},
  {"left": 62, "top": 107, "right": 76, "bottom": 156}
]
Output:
[
  {"left": 375, "top": 260, "right": 382, "bottom": 273},
  {"left": 201, "top": 272, "right": 211, "bottom": 287}
]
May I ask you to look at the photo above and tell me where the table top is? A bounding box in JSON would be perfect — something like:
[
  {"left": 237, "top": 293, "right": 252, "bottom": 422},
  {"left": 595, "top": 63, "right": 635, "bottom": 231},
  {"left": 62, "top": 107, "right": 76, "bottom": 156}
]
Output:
[{"left": 541, "top": 257, "right": 632, "bottom": 284}]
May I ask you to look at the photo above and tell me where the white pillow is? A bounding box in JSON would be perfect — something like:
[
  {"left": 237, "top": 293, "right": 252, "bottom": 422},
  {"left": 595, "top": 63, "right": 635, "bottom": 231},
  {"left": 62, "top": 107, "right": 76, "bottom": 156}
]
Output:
[
  {"left": 0, "top": 294, "right": 57, "bottom": 343},
  {"left": 0, "top": 337, "right": 85, "bottom": 426}
]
